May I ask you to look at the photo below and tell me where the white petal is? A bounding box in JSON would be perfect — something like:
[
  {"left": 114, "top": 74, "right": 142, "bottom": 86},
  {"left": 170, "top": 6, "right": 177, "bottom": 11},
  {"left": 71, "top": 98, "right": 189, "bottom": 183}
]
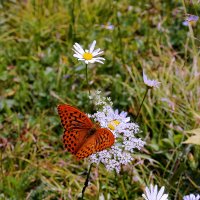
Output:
[
  {"left": 73, "top": 54, "right": 82, "bottom": 59},
  {"left": 145, "top": 186, "right": 151, "bottom": 199},
  {"left": 89, "top": 40, "right": 96, "bottom": 53},
  {"left": 92, "top": 58, "right": 104, "bottom": 64},
  {"left": 92, "top": 48, "right": 101, "bottom": 54},
  {"left": 72, "top": 48, "right": 84, "bottom": 56},
  {"left": 143, "top": 70, "right": 148, "bottom": 83},
  {"left": 157, "top": 186, "right": 165, "bottom": 200},
  {"left": 160, "top": 194, "right": 168, "bottom": 200},
  {"left": 93, "top": 50, "right": 104, "bottom": 57},
  {"left": 73, "top": 43, "right": 85, "bottom": 54},
  {"left": 89, "top": 59, "right": 95, "bottom": 63},
  {"left": 153, "top": 185, "right": 158, "bottom": 199},
  {"left": 142, "top": 194, "right": 149, "bottom": 200},
  {"left": 95, "top": 57, "right": 105, "bottom": 60}
]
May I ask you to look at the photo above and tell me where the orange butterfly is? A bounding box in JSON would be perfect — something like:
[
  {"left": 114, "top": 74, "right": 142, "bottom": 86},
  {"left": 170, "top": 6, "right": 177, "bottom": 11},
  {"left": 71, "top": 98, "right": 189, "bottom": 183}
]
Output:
[{"left": 57, "top": 104, "right": 115, "bottom": 159}]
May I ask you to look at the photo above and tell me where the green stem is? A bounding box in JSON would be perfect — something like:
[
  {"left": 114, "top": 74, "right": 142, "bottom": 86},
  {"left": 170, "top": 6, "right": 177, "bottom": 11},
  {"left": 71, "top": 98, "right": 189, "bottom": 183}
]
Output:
[
  {"left": 81, "top": 163, "right": 93, "bottom": 199},
  {"left": 135, "top": 87, "right": 149, "bottom": 121},
  {"left": 115, "top": 3, "right": 125, "bottom": 65},
  {"left": 0, "top": 149, "right": 3, "bottom": 180},
  {"left": 85, "top": 64, "right": 90, "bottom": 96}
]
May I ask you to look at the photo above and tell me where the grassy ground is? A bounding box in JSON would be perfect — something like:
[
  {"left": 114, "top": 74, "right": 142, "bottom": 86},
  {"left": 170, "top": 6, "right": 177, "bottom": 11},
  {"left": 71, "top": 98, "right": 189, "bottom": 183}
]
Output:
[{"left": 0, "top": 0, "right": 200, "bottom": 199}]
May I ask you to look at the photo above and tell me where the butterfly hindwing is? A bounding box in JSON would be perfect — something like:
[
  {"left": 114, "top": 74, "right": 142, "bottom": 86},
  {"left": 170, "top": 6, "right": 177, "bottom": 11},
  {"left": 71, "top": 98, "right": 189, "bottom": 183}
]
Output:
[
  {"left": 95, "top": 128, "right": 115, "bottom": 152},
  {"left": 63, "top": 129, "right": 89, "bottom": 154},
  {"left": 75, "top": 128, "right": 115, "bottom": 159},
  {"left": 75, "top": 137, "right": 96, "bottom": 159}
]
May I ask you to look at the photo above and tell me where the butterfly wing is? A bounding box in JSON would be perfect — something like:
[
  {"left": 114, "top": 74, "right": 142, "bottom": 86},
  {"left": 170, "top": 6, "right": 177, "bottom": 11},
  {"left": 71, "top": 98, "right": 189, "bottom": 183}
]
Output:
[
  {"left": 94, "top": 128, "right": 115, "bottom": 152},
  {"left": 57, "top": 104, "right": 93, "bottom": 155},
  {"left": 75, "top": 128, "right": 115, "bottom": 159}
]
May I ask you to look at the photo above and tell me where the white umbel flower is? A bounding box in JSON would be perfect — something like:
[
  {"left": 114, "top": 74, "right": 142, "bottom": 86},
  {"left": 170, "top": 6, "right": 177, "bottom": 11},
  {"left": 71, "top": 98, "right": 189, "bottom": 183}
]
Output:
[
  {"left": 88, "top": 91, "right": 145, "bottom": 173},
  {"left": 183, "top": 194, "right": 200, "bottom": 200},
  {"left": 143, "top": 70, "right": 160, "bottom": 88},
  {"left": 142, "top": 184, "right": 168, "bottom": 200},
  {"left": 72, "top": 40, "right": 105, "bottom": 64}
]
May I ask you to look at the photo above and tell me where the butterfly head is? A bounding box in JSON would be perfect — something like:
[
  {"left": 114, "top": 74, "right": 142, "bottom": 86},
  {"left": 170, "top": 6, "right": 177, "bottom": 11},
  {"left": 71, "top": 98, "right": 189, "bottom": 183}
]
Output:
[{"left": 88, "top": 124, "right": 100, "bottom": 136}]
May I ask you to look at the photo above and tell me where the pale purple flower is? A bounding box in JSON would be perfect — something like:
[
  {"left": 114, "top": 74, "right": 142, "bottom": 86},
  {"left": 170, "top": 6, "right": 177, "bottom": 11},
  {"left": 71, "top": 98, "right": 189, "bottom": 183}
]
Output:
[
  {"left": 88, "top": 91, "right": 145, "bottom": 173},
  {"left": 101, "top": 22, "right": 114, "bottom": 30},
  {"left": 72, "top": 40, "right": 105, "bottom": 64},
  {"left": 183, "top": 194, "right": 200, "bottom": 200},
  {"left": 183, "top": 15, "right": 199, "bottom": 26},
  {"left": 142, "top": 184, "right": 168, "bottom": 200},
  {"left": 143, "top": 70, "right": 161, "bottom": 88}
]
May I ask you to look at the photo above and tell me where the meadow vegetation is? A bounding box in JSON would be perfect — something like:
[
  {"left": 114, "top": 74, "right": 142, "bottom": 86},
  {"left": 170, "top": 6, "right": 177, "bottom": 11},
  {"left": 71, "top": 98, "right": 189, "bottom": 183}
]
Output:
[{"left": 0, "top": 0, "right": 200, "bottom": 199}]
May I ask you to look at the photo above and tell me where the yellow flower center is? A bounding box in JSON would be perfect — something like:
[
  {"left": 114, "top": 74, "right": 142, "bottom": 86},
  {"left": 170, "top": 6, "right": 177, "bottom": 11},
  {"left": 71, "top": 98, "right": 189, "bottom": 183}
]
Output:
[
  {"left": 108, "top": 120, "right": 120, "bottom": 131},
  {"left": 83, "top": 52, "right": 93, "bottom": 60}
]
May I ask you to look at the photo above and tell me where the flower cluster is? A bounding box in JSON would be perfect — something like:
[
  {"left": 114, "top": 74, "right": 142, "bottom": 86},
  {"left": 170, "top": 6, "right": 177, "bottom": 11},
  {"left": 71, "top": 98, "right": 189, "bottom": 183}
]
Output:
[
  {"left": 88, "top": 91, "right": 145, "bottom": 173},
  {"left": 88, "top": 90, "right": 112, "bottom": 107}
]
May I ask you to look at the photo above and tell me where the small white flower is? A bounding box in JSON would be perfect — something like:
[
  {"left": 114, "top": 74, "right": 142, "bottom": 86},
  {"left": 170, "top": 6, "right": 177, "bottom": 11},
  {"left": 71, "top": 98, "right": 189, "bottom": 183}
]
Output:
[
  {"left": 89, "top": 91, "right": 145, "bottom": 173},
  {"left": 143, "top": 70, "right": 160, "bottom": 88},
  {"left": 72, "top": 40, "right": 105, "bottom": 64},
  {"left": 183, "top": 194, "right": 200, "bottom": 200},
  {"left": 142, "top": 184, "right": 168, "bottom": 200}
]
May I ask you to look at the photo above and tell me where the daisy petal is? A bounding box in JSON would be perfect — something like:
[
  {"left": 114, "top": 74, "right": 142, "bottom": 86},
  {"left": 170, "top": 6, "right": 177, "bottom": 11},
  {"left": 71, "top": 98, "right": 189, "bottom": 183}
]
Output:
[
  {"left": 89, "top": 40, "right": 96, "bottom": 53},
  {"left": 157, "top": 186, "right": 165, "bottom": 199},
  {"left": 73, "top": 43, "right": 85, "bottom": 54}
]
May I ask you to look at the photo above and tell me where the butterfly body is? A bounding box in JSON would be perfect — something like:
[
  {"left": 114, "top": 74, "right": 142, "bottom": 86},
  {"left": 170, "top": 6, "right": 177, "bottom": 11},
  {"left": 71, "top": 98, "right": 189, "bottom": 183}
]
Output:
[{"left": 57, "top": 104, "right": 115, "bottom": 159}]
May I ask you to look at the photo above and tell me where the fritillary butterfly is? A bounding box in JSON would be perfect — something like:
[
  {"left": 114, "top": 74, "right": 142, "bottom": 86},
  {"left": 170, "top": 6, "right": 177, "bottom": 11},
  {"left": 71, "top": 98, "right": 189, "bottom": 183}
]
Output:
[{"left": 57, "top": 104, "right": 115, "bottom": 159}]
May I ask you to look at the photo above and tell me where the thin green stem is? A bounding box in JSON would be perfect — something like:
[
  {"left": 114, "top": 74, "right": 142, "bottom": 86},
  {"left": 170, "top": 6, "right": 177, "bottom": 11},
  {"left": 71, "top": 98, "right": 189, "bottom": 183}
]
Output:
[
  {"left": 0, "top": 149, "right": 3, "bottom": 180},
  {"left": 85, "top": 64, "right": 90, "bottom": 96},
  {"left": 81, "top": 163, "right": 93, "bottom": 199},
  {"left": 135, "top": 87, "right": 149, "bottom": 121},
  {"left": 181, "top": 0, "right": 198, "bottom": 76},
  {"left": 115, "top": 3, "right": 125, "bottom": 66}
]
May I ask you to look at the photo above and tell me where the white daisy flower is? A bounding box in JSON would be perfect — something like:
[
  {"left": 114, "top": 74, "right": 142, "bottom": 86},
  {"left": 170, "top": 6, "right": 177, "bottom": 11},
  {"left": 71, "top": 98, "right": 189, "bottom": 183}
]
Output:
[
  {"left": 72, "top": 40, "right": 105, "bottom": 64},
  {"left": 143, "top": 70, "right": 161, "bottom": 88},
  {"left": 88, "top": 91, "right": 145, "bottom": 173},
  {"left": 183, "top": 194, "right": 200, "bottom": 200},
  {"left": 142, "top": 184, "right": 168, "bottom": 200}
]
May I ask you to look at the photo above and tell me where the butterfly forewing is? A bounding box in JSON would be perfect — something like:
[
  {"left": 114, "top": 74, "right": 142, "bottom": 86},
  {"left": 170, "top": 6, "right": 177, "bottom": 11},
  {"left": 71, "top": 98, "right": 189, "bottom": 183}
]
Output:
[
  {"left": 57, "top": 105, "right": 93, "bottom": 130},
  {"left": 58, "top": 105, "right": 93, "bottom": 155}
]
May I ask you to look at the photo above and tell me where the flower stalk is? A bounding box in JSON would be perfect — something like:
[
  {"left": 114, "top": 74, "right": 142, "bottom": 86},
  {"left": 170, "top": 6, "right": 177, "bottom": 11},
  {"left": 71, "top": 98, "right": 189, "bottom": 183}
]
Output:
[
  {"left": 135, "top": 87, "right": 149, "bottom": 121},
  {"left": 81, "top": 163, "right": 93, "bottom": 199},
  {"left": 85, "top": 64, "right": 90, "bottom": 96}
]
